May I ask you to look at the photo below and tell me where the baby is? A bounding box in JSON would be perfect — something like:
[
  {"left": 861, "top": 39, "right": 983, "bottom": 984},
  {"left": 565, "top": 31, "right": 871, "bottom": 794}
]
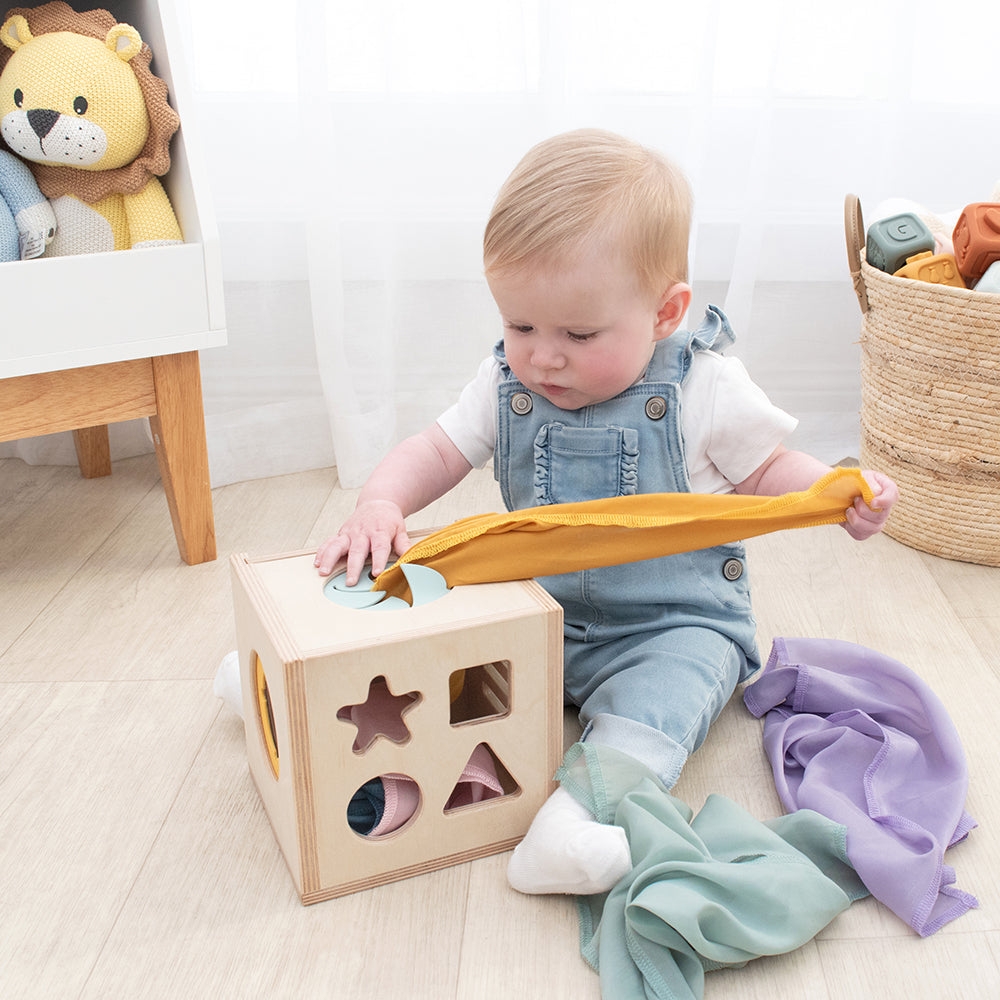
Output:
[{"left": 316, "top": 129, "right": 898, "bottom": 896}]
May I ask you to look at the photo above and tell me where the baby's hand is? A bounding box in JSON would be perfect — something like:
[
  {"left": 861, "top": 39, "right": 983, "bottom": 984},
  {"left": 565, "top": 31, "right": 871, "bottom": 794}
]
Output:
[
  {"left": 314, "top": 500, "right": 411, "bottom": 584},
  {"left": 843, "top": 470, "right": 899, "bottom": 541}
]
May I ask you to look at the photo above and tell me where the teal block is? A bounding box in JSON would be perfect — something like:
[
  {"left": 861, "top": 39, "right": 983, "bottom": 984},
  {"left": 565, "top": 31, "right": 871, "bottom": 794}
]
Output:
[{"left": 866, "top": 213, "right": 935, "bottom": 274}]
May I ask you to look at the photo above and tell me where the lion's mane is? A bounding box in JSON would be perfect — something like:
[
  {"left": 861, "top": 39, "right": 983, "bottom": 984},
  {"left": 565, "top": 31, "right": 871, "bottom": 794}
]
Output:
[{"left": 0, "top": 1, "right": 179, "bottom": 202}]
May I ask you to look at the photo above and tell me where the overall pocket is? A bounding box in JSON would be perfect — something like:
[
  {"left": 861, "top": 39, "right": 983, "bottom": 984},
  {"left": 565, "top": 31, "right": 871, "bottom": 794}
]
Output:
[{"left": 533, "top": 422, "right": 639, "bottom": 504}]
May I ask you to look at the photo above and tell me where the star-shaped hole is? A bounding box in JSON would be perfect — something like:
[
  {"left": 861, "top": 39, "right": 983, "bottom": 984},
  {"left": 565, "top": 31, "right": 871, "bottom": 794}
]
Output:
[{"left": 337, "top": 675, "right": 422, "bottom": 753}]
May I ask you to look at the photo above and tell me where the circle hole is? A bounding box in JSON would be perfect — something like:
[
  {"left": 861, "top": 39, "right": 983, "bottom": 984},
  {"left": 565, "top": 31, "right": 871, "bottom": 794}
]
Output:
[
  {"left": 253, "top": 652, "right": 279, "bottom": 780},
  {"left": 348, "top": 773, "right": 421, "bottom": 838}
]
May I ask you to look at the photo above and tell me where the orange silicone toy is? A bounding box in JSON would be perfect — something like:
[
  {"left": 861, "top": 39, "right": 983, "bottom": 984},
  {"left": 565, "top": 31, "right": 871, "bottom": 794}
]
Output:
[
  {"left": 893, "top": 251, "right": 966, "bottom": 288},
  {"left": 953, "top": 203, "right": 1000, "bottom": 285}
]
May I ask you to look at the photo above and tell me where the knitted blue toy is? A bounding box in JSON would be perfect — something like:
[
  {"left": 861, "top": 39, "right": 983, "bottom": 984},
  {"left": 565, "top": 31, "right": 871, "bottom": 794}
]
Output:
[{"left": 0, "top": 147, "right": 55, "bottom": 260}]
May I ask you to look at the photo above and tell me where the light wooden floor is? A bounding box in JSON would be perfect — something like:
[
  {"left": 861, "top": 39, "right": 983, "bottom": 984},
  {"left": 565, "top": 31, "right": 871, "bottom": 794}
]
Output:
[{"left": 2, "top": 454, "right": 999, "bottom": 1000}]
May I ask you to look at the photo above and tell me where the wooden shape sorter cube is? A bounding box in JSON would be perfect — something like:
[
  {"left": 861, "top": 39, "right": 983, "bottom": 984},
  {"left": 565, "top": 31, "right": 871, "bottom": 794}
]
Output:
[{"left": 229, "top": 547, "right": 563, "bottom": 904}]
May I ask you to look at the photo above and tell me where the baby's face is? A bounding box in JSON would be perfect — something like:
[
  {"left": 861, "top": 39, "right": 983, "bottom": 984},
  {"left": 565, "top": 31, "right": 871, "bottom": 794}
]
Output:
[{"left": 489, "top": 247, "right": 666, "bottom": 410}]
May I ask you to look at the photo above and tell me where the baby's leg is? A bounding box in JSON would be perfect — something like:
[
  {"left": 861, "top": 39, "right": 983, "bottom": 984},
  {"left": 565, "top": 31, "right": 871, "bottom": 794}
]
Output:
[
  {"left": 570, "top": 625, "right": 748, "bottom": 784},
  {"left": 508, "top": 628, "right": 747, "bottom": 895}
]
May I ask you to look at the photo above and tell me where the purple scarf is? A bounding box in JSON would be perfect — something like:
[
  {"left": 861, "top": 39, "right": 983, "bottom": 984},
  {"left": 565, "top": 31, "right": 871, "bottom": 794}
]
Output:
[{"left": 744, "top": 636, "right": 978, "bottom": 936}]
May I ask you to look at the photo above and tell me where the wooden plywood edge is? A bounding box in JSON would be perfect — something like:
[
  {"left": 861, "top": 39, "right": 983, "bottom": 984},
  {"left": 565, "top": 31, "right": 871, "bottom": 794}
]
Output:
[
  {"left": 230, "top": 553, "right": 320, "bottom": 893},
  {"left": 283, "top": 655, "right": 320, "bottom": 896},
  {"left": 299, "top": 836, "right": 523, "bottom": 905},
  {"left": 519, "top": 578, "right": 565, "bottom": 782},
  {"left": 229, "top": 553, "right": 301, "bottom": 665}
]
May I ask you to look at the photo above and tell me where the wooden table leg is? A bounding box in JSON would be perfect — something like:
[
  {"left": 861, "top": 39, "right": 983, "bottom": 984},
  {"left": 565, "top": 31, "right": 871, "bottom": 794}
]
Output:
[
  {"left": 149, "top": 352, "right": 217, "bottom": 565},
  {"left": 72, "top": 425, "right": 112, "bottom": 478}
]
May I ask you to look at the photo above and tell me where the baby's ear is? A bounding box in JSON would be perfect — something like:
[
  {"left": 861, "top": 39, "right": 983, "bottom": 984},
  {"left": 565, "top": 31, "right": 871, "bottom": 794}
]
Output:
[{"left": 653, "top": 283, "right": 692, "bottom": 340}]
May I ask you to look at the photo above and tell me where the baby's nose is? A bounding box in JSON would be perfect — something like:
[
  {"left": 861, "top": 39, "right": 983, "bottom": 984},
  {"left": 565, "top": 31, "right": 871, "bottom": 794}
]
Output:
[{"left": 531, "top": 341, "right": 566, "bottom": 370}]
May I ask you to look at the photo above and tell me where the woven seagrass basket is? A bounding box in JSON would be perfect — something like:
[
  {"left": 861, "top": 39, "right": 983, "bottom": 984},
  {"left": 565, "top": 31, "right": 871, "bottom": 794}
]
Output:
[{"left": 844, "top": 194, "right": 1000, "bottom": 566}]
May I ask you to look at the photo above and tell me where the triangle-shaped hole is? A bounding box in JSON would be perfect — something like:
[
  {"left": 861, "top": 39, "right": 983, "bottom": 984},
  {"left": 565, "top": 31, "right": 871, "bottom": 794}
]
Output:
[{"left": 443, "top": 742, "right": 520, "bottom": 814}]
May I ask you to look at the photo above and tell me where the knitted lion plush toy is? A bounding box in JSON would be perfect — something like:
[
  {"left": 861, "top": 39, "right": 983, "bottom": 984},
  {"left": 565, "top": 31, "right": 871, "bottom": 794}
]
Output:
[{"left": 0, "top": 2, "right": 182, "bottom": 254}]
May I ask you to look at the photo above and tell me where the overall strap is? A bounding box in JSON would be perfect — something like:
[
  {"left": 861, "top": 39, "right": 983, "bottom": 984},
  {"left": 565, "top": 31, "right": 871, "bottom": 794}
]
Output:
[{"left": 645, "top": 305, "right": 736, "bottom": 384}]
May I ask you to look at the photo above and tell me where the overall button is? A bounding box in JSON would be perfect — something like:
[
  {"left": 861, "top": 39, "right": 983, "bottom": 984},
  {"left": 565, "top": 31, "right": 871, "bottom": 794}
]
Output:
[
  {"left": 722, "top": 557, "right": 743, "bottom": 581},
  {"left": 645, "top": 396, "right": 667, "bottom": 420},
  {"left": 510, "top": 392, "right": 533, "bottom": 415}
]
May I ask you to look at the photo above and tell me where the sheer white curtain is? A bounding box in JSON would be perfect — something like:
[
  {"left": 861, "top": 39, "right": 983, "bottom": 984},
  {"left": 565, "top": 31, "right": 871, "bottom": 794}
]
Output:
[{"left": 4, "top": 0, "right": 998, "bottom": 486}]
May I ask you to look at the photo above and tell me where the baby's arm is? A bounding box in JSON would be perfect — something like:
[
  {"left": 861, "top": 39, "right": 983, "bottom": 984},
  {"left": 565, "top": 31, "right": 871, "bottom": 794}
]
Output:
[
  {"left": 315, "top": 422, "right": 473, "bottom": 583},
  {"left": 734, "top": 445, "right": 898, "bottom": 540}
]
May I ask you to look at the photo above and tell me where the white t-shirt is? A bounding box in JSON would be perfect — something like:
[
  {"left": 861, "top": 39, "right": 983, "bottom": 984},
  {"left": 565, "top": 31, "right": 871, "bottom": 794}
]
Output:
[{"left": 437, "top": 350, "right": 797, "bottom": 494}]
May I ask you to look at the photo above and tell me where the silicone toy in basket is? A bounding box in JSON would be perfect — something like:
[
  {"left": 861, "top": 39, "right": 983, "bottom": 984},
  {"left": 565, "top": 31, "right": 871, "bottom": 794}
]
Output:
[{"left": 845, "top": 193, "right": 1000, "bottom": 566}]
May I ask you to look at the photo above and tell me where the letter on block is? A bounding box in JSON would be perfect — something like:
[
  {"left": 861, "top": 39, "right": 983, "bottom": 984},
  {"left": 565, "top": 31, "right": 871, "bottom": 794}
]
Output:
[{"left": 866, "top": 213, "right": 935, "bottom": 274}]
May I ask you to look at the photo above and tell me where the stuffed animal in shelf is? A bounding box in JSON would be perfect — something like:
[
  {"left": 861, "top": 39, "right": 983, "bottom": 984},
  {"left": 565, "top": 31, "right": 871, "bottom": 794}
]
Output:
[
  {"left": 0, "top": 145, "right": 54, "bottom": 258},
  {"left": 0, "top": 1, "right": 182, "bottom": 254}
]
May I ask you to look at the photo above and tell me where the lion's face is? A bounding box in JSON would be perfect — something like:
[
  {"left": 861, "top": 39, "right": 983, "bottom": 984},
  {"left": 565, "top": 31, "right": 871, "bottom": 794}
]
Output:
[{"left": 0, "top": 29, "right": 150, "bottom": 171}]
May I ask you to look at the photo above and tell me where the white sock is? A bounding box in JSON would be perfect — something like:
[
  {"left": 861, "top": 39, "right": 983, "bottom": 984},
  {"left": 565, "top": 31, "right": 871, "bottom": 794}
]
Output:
[
  {"left": 213, "top": 650, "right": 243, "bottom": 718},
  {"left": 507, "top": 786, "right": 631, "bottom": 895}
]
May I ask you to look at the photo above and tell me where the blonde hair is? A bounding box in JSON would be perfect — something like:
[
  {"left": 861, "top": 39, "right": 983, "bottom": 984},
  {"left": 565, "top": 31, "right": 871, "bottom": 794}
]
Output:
[{"left": 483, "top": 129, "right": 692, "bottom": 296}]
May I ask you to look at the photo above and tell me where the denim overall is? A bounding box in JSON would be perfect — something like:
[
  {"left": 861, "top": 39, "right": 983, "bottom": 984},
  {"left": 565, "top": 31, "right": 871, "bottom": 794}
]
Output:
[{"left": 494, "top": 306, "right": 761, "bottom": 787}]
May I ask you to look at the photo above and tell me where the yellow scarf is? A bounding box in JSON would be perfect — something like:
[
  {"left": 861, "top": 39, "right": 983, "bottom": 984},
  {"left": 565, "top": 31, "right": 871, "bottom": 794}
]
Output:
[{"left": 373, "top": 467, "right": 871, "bottom": 602}]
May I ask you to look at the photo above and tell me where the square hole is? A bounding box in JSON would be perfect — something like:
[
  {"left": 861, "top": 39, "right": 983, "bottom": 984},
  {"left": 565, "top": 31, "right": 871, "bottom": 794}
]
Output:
[{"left": 449, "top": 661, "right": 511, "bottom": 725}]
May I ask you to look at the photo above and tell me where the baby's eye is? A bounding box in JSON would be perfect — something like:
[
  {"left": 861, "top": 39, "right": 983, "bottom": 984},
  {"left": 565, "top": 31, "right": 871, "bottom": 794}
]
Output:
[
  {"left": 506, "top": 323, "right": 534, "bottom": 334},
  {"left": 567, "top": 331, "right": 596, "bottom": 343}
]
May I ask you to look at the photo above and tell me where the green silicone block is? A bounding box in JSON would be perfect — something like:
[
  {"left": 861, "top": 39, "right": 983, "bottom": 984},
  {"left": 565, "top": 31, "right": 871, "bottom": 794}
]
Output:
[{"left": 865, "top": 213, "right": 935, "bottom": 274}]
